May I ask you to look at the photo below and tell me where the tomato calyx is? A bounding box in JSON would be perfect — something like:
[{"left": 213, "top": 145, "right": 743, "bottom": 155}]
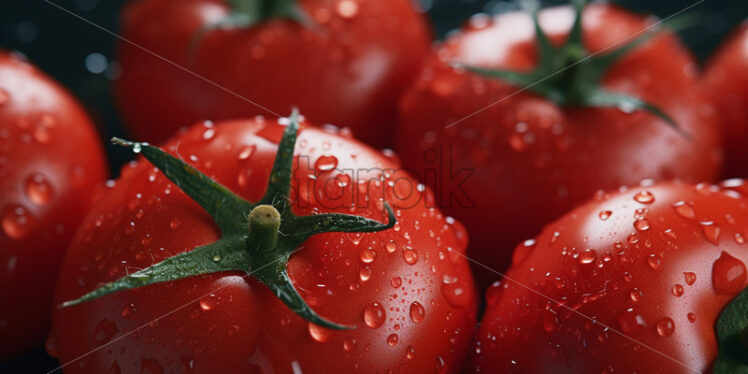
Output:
[
  {"left": 715, "top": 286, "right": 748, "bottom": 373},
  {"left": 60, "top": 110, "right": 397, "bottom": 330},
  {"left": 456, "top": 0, "right": 686, "bottom": 137}
]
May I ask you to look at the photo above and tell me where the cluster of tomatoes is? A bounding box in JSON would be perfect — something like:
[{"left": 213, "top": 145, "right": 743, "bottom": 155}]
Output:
[{"left": 2, "top": 0, "right": 748, "bottom": 373}]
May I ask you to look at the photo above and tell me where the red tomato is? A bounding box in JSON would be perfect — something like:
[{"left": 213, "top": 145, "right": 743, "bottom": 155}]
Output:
[
  {"left": 50, "top": 117, "right": 477, "bottom": 373},
  {"left": 395, "top": 3, "right": 722, "bottom": 287},
  {"left": 115, "top": 0, "right": 431, "bottom": 147},
  {"left": 0, "top": 51, "right": 107, "bottom": 359},
  {"left": 471, "top": 180, "right": 748, "bottom": 373},
  {"left": 704, "top": 22, "right": 748, "bottom": 178}
]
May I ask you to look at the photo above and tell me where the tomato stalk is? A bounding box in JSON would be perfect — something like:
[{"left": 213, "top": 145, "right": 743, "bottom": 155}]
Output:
[
  {"left": 458, "top": 0, "right": 687, "bottom": 137},
  {"left": 60, "top": 110, "right": 397, "bottom": 330}
]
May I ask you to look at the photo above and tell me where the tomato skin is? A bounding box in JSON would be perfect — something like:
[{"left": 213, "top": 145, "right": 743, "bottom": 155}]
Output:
[
  {"left": 115, "top": 0, "right": 431, "bottom": 147},
  {"left": 0, "top": 52, "right": 107, "bottom": 359},
  {"left": 470, "top": 181, "right": 748, "bottom": 373},
  {"left": 704, "top": 22, "right": 748, "bottom": 178},
  {"left": 50, "top": 118, "right": 477, "bottom": 373},
  {"left": 395, "top": 4, "right": 722, "bottom": 287}
]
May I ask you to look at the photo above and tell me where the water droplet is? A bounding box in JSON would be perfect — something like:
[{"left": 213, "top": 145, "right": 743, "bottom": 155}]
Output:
[
  {"left": 647, "top": 254, "right": 662, "bottom": 270},
  {"left": 656, "top": 317, "right": 674, "bottom": 337},
  {"left": 315, "top": 155, "right": 338, "bottom": 172},
  {"left": 634, "top": 219, "right": 650, "bottom": 231},
  {"left": 671, "top": 284, "right": 684, "bottom": 297},
  {"left": 735, "top": 233, "right": 745, "bottom": 244},
  {"left": 406, "top": 346, "right": 415, "bottom": 359},
  {"left": 308, "top": 322, "right": 333, "bottom": 342},
  {"left": 687, "top": 313, "right": 696, "bottom": 323},
  {"left": 343, "top": 338, "right": 356, "bottom": 352},
  {"left": 121, "top": 304, "right": 136, "bottom": 318},
  {"left": 359, "top": 266, "right": 372, "bottom": 282},
  {"left": 93, "top": 319, "right": 118, "bottom": 344},
  {"left": 700, "top": 221, "right": 720, "bottom": 245},
  {"left": 133, "top": 143, "right": 142, "bottom": 153},
  {"left": 578, "top": 249, "right": 596, "bottom": 264},
  {"left": 212, "top": 253, "right": 222, "bottom": 262},
  {"left": 24, "top": 173, "right": 53, "bottom": 205},
  {"left": 599, "top": 210, "right": 612, "bottom": 220},
  {"left": 672, "top": 201, "right": 695, "bottom": 219},
  {"left": 363, "top": 302, "right": 386, "bottom": 328},
  {"left": 403, "top": 248, "right": 418, "bottom": 265},
  {"left": 629, "top": 288, "right": 643, "bottom": 302},
  {"left": 202, "top": 128, "right": 216, "bottom": 140},
  {"left": 391, "top": 276, "right": 402, "bottom": 288},
  {"left": 617, "top": 308, "right": 646, "bottom": 334},
  {"left": 684, "top": 272, "right": 696, "bottom": 285},
  {"left": 409, "top": 302, "right": 425, "bottom": 323},
  {"left": 169, "top": 218, "right": 180, "bottom": 229},
  {"left": 634, "top": 191, "right": 655, "bottom": 204},
  {"left": 237, "top": 145, "right": 256, "bottom": 160},
  {"left": 387, "top": 333, "right": 398, "bottom": 346},
  {"left": 441, "top": 279, "right": 469, "bottom": 307},
  {"left": 359, "top": 248, "right": 376, "bottom": 264},
  {"left": 385, "top": 241, "right": 397, "bottom": 253},
  {"left": 2, "top": 204, "right": 32, "bottom": 239},
  {"left": 199, "top": 294, "right": 216, "bottom": 311},
  {"left": 712, "top": 251, "right": 746, "bottom": 295}
]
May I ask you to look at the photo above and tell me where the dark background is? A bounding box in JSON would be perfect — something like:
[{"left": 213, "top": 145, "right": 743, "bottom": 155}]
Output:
[{"left": 0, "top": 0, "right": 746, "bottom": 373}]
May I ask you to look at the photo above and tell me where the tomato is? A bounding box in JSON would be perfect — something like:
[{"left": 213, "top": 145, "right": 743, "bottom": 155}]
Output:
[
  {"left": 0, "top": 51, "right": 108, "bottom": 359},
  {"left": 115, "top": 0, "right": 431, "bottom": 147},
  {"left": 704, "top": 22, "right": 748, "bottom": 178},
  {"left": 49, "top": 115, "right": 477, "bottom": 373},
  {"left": 470, "top": 180, "right": 748, "bottom": 373},
  {"left": 395, "top": 3, "right": 722, "bottom": 287}
]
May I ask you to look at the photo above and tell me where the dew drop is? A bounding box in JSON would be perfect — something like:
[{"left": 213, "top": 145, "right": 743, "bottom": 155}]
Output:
[
  {"left": 634, "top": 219, "right": 650, "bottom": 232},
  {"left": 441, "top": 279, "right": 469, "bottom": 307},
  {"left": 359, "top": 266, "right": 372, "bottom": 282},
  {"left": 132, "top": 143, "right": 142, "bottom": 153},
  {"left": 647, "top": 254, "right": 662, "bottom": 270},
  {"left": 359, "top": 248, "right": 376, "bottom": 264},
  {"left": 169, "top": 218, "right": 180, "bottom": 229},
  {"left": 687, "top": 313, "right": 696, "bottom": 323},
  {"left": 390, "top": 276, "right": 402, "bottom": 288},
  {"left": 617, "top": 308, "right": 646, "bottom": 334},
  {"left": 634, "top": 191, "right": 654, "bottom": 204},
  {"left": 700, "top": 221, "right": 720, "bottom": 245},
  {"left": 712, "top": 251, "right": 746, "bottom": 295},
  {"left": 629, "top": 288, "right": 643, "bottom": 302},
  {"left": 403, "top": 248, "right": 418, "bottom": 265},
  {"left": 387, "top": 333, "right": 398, "bottom": 346},
  {"left": 735, "top": 233, "right": 746, "bottom": 244},
  {"left": 671, "top": 284, "right": 684, "bottom": 297},
  {"left": 24, "top": 173, "right": 53, "bottom": 205},
  {"left": 363, "top": 302, "right": 386, "bottom": 328},
  {"left": 199, "top": 294, "right": 216, "bottom": 311},
  {"left": 684, "top": 272, "right": 696, "bottom": 285},
  {"left": 599, "top": 210, "right": 612, "bottom": 220},
  {"left": 2, "top": 204, "right": 32, "bottom": 239},
  {"left": 656, "top": 317, "right": 674, "bottom": 337},
  {"left": 385, "top": 241, "right": 397, "bottom": 253},
  {"left": 406, "top": 346, "right": 415, "bottom": 359},
  {"left": 308, "top": 322, "right": 333, "bottom": 343},
  {"left": 578, "top": 249, "right": 596, "bottom": 264},
  {"left": 343, "top": 338, "right": 356, "bottom": 352},
  {"left": 237, "top": 145, "right": 256, "bottom": 160},
  {"left": 337, "top": 0, "right": 359, "bottom": 18},
  {"left": 315, "top": 155, "right": 338, "bottom": 172},
  {"left": 672, "top": 201, "right": 695, "bottom": 219},
  {"left": 121, "top": 304, "right": 136, "bottom": 318},
  {"left": 409, "top": 301, "right": 425, "bottom": 323}
]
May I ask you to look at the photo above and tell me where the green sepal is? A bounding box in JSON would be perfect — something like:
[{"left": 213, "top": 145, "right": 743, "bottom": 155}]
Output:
[
  {"left": 261, "top": 108, "right": 300, "bottom": 209},
  {"left": 111, "top": 138, "right": 254, "bottom": 234},
  {"left": 287, "top": 205, "right": 397, "bottom": 241},
  {"left": 61, "top": 235, "right": 250, "bottom": 307},
  {"left": 714, "top": 287, "right": 748, "bottom": 373}
]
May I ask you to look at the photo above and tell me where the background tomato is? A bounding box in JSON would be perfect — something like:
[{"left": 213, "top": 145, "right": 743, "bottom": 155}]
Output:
[
  {"left": 471, "top": 180, "right": 748, "bottom": 373},
  {"left": 704, "top": 21, "right": 748, "bottom": 178},
  {"left": 0, "top": 51, "right": 108, "bottom": 360},
  {"left": 50, "top": 117, "right": 477, "bottom": 373},
  {"left": 395, "top": 3, "right": 722, "bottom": 287},
  {"left": 114, "top": 0, "right": 431, "bottom": 147}
]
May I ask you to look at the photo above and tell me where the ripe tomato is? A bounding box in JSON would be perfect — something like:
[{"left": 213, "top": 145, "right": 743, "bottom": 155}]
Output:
[
  {"left": 471, "top": 180, "right": 748, "bottom": 373},
  {"left": 704, "top": 22, "right": 748, "bottom": 178},
  {"left": 0, "top": 51, "right": 107, "bottom": 359},
  {"left": 115, "top": 0, "right": 431, "bottom": 147},
  {"left": 50, "top": 116, "right": 477, "bottom": 373},
  {"left": 395, "top": 3, "right": 722, "bottom": 287}
]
